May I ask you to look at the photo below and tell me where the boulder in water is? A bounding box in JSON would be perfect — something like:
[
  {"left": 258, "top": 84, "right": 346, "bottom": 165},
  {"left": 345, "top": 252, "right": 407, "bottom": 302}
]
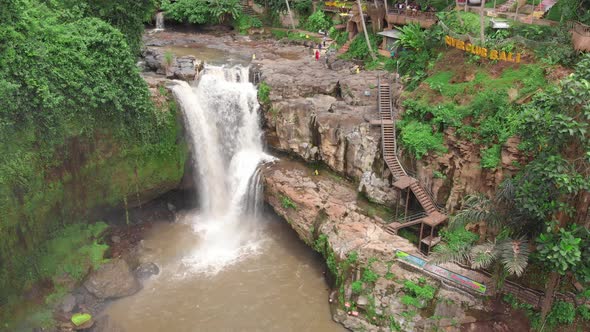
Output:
[
  {"left": 83, "top": 259, "right": 140, "bottom": 299},
  {"left": 134, "top": 262, "right": 160, "bottom": 280}
]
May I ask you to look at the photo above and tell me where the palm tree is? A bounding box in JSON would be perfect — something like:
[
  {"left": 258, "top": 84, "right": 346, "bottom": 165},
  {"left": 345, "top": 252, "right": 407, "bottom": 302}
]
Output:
[
  {"left": 357, "top": 0, "right": 377, "bottom": 60},
  {"left": 431, "top": 180, "right": 531, "bottom": 292},
  {"left": 479, "top": 0, "right": 486, "bottom": 44}
]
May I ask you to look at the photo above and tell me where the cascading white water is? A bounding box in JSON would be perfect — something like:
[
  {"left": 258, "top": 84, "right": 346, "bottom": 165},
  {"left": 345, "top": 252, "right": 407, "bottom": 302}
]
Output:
[
  {"left": 155, "top": 12, "right": 165, "bottom": 31},
  {"left": 170, "top": 65, "right": 273, "bottom": 274}
]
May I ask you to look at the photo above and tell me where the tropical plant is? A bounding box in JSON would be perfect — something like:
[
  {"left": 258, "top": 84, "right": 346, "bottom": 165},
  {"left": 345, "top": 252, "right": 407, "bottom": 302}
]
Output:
[
  {"left": 394, "top": 23, "right": 426, "bottom": 50},
  {"left": 536, "top": 224, "right": 582, "bottom": 275},
  {"left": 161, "top": 0, "right": 241, "bottom": 24},
  {"left": 303, "top": 10, "right": 331, "bottom": 32}
]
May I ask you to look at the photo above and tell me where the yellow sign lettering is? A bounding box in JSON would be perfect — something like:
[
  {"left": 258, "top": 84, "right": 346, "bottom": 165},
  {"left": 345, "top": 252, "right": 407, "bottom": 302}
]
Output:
[
  {"left": 444, "top": 35, "right": 521, "bottom": 63},
  {"left": 490, "top": 50, "right": 498, "bottom": 60}
]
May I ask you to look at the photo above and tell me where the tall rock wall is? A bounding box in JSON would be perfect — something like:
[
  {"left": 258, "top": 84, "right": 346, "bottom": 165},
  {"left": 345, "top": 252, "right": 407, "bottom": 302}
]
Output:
[{"left": 257, "top": 57, "right": 398, "bottom": 205}]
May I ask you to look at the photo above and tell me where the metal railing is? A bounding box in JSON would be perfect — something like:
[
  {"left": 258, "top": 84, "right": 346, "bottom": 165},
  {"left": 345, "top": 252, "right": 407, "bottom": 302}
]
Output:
[{"left": 395, "top": 211, "right": 428, "bottom": 223}]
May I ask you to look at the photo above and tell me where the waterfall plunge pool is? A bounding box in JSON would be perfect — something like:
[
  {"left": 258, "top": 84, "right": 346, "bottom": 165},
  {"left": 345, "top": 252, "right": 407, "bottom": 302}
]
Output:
[{"left": 105, "top": 211, "right": 345, "bottom": 331}]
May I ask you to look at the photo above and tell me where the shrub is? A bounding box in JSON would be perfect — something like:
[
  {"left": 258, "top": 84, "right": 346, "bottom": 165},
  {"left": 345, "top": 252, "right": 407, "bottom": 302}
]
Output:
[
  {"left": 235, "top": 14, "right": 263, "bottom": 34},
  {"left": 401, "top": 295, "right": 423, "bottom": 308},
  {"left": 257, "top": 82, "right": 271, "bottom": 105},
  {"left": 303, "top": 10, "right": 330, "bottom": 32},
  {"left": 280, "top": 195, "right": 297, "bottom": 210},
  {"left": 344, "top": 33, "right": 382, "bottom": 61},
  {"left": 547, "top": 301, "right": 576, "bottom": 326},
  {"left": 403, "top": 280, "right": 436, "bottom": 301},
  {"left": 351, "top": 280, "right": 363, "bottom": 294},
  {"left": 481, "top": 144, "right": 501, "bottom": 169},
  {"left": 399, "top": 120, "right": 447, "bottom": 159}
]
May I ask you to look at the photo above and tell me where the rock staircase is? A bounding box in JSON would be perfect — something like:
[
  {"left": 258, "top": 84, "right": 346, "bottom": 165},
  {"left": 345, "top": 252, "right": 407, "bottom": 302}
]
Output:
[
  {"left": 240, "top": 0, "right": 259, "bottom": 17},
  {"left": 337, "top": 39, "right": 353, "bottom": 55},
  {"left": 376, "top": 78, "right": 447, "bottom": 247}
]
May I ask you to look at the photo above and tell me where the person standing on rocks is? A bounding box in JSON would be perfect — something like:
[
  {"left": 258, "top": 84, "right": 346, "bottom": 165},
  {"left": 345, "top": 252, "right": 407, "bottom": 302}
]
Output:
[{"left": 315, "top": 49, "right": 320, "bottom": 61}]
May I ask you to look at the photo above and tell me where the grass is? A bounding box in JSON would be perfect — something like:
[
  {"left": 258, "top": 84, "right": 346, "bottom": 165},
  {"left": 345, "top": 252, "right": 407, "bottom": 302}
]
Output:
[
  {"left": 280, "top": 195, "right": 297, "bottom": 210},
  {"left": 400, "top": 61, "right": 547, "bottom": 159},
  {"left": 424, "top": 64, "right": 546, "bottom": 101}
]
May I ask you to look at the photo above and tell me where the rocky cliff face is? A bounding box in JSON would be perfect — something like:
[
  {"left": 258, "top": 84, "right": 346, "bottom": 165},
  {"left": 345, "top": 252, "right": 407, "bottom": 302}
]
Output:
[
  {"left": 263, "top": 159, "right": 489, "bottom": 331},
  {"left": 257, "top": 53, "right": 525, "bottom": 211},
  {"left": 257, "top": 56, "right": 398, "bottom": 205},
  {"left": 408, "top": 130, "right": 525, "bottom": 213}
]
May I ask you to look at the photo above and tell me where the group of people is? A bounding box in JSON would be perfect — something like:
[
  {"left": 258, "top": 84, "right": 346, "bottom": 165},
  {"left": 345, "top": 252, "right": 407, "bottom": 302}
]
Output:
[
  {"left": 309, "top": 34, "right": 328, "bottom": 61},
  {"left": 393, "top": 2, "right": 436, "bottom": 14}
]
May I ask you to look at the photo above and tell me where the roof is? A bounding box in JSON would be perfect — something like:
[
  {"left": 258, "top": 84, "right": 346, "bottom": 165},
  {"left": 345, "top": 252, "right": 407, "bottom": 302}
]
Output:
[
  {"left": 377, "top": 29, "right": 403, "bottom": 39},
  {"left": 490, "top": 19, "right": 510, "bottom": 29}
]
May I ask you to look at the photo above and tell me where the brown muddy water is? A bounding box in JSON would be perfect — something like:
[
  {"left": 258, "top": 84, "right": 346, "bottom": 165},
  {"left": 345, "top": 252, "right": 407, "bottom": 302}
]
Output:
[{"left": 105, "top": 211, "right": 345, "bottom": 332}]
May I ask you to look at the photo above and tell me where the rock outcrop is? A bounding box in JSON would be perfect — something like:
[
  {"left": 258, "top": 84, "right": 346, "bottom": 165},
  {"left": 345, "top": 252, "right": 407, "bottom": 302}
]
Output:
[
  {"left": 83, "top": 259, "right": 140, "bottom": 300},
  {"left": 257, "top": 56, "right": 398, "bottom": 205},
  {"left": 142, "top": 48, "right": 201, "bottom": 81},
  {"left": 263, "top": 159, "right": 486, "bottom": 331}
]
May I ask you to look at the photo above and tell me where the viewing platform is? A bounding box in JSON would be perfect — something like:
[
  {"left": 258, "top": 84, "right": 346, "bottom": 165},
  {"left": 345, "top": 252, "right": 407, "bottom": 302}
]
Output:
[{"left": 386, "top": 9, "right": 438, "bottom": 28}]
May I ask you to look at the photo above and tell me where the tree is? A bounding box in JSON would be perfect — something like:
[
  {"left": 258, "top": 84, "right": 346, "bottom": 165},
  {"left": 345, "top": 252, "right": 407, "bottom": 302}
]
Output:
[
  {"left": 357, "top": 0, "right": 377, "bottom": 60},
  {"left": 515, "top": 53, "right": 590, "bottom": 319},
  {"left": 431, "top": 184, "right": 532, "bottom": 291},
  {"left": 285, "top": 0, "right": 295, "bottom": 30},
  {"left": 479, "top": 0, "right": 486, "bottom": 44}
]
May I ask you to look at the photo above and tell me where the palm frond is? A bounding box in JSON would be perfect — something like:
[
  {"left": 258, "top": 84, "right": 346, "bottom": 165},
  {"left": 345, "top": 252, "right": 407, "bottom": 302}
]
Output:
[
  {"left": 496, "top": 238, "right": 530, "bottom": 277},
  {"left": 430, "top": 242, "right": 471, "bottom": 265},
  {"left": 469, "top": 242, "right": 497, "bottom": 270},
  {"left": 451, "top": 194, "right": 501, "bottom": 230},
  {"left": 495, "top": 178, "right": 516, "bottom": 205}
]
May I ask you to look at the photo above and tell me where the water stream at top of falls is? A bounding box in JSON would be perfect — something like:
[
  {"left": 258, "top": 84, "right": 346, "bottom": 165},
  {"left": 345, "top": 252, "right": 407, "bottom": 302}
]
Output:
[{"left": 170, "top": 65, "right": 273, "bottom": 274}]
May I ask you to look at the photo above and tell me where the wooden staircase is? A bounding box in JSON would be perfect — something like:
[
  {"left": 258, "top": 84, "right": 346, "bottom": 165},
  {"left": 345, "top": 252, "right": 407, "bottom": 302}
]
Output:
[{"left": 377, "top": 77, "right": 447, "bottom": 250}]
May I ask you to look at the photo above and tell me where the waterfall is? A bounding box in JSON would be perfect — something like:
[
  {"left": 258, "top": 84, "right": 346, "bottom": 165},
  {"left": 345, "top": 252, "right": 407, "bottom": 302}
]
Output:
[
  {"left": 170, "top": 65, "right": 273, "bottom": 274},
  {"left": 155, "top": 12, "right": 165, "bottom": 31}
]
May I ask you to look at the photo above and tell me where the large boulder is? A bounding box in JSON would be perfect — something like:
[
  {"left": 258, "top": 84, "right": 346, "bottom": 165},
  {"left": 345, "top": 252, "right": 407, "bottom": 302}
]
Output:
[{"left": 83, "top": 259, "right": 140, "bottom": 300}]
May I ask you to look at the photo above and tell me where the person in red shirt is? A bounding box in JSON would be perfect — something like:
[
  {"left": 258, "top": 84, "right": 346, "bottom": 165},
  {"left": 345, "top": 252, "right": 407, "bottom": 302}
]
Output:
[{"left": 315, "top": 49, "right": 320, "bottom": 61}]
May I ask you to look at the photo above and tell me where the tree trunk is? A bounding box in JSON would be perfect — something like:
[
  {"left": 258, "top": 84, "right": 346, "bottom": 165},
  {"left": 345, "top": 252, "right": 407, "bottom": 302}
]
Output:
[
  {"left": 285, "top": 0, "right": 296, "bottom": 30},
  {"left": 480, "top": 0, "right": 486, "bottom": 44},
  {"left": 541, "top": 272, "right": 560, "bottom": 319},
  {"left": 357, "top": 0, "right": 377, "bottom": 60}
]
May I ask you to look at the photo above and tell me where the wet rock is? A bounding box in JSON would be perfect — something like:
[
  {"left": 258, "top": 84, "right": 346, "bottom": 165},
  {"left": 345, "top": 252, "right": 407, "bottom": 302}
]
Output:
[
  {"left": 358, "top": 171, "right": 397, "bottom": 205},
  {"left": 60, "top": 294, "right": 77, "bottom": 313},
  {"left": 170, "top": 56, "right": 197, "bottom": 81},
  {"left": 134, "top": 262, "right": 160, "bottom": 280},
  {"left": 111, "top": 235, "right": 121, "bottom": 244},
  {"left": 83, "top": 259, "right": 140, "bottom": 300}
]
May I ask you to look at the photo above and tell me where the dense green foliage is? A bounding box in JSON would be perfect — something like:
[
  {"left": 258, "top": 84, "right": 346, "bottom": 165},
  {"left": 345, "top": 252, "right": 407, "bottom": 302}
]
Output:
[
  {"left": 235, "top": 14, "right": 263, "bottom": 34},
  {"left": 343, "top": 33, "right": 382, "bottom": 61},
  {"left": 302, "top": 10, "right": 331, "bottom": 33},
  {"left": 0, "top": 222, "right": 109, "bottom": 330},
  {"left": 398, "top": 120, "right": 446, "bottom": 158},
  {"left": 161, "top": 0, "right": 241, "bottom": 25},
  {"left": 399, "top": 63, "right": 545, "bottom": 159},
  {"left": 0, "top": 0, "right": 187, "bottom": 301},
  {"left": 44, "top": 0, "right": 157, "bottom": 54}
]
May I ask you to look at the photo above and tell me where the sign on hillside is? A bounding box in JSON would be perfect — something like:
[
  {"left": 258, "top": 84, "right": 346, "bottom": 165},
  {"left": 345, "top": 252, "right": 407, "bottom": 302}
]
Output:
[
  {"left": 395, "top": 250, "right": 487, "bottom": 294},
  {"left": 445, "top": 35, "right": 522, "bottom": 63}
]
